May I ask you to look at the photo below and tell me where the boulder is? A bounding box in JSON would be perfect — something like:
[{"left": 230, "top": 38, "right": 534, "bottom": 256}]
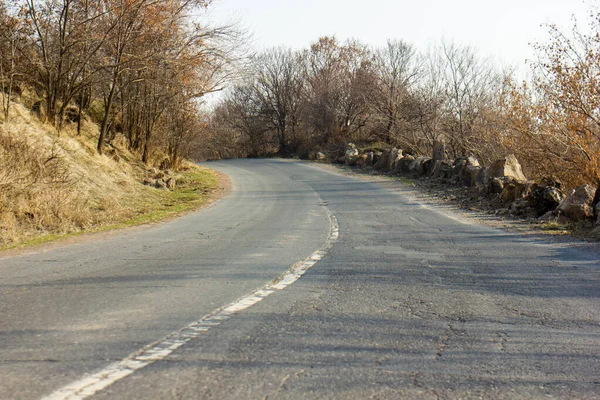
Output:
[
  {"left": 465, "top": 156, "right": 481, "bottom": 167},
  {"left": 453, "top": 156, "right": 479, "bottom": 184},
  {"left": 488, "top": 177, "right": 506, "bottom": 194},
  {"left": 143, "top": 177, "right": 156, "bottom": 187},
  {"left": 459, "top": 165, "right": 482, "bottom": 187},
  {"left": 374, "top": 150, "right": 390, "bottom": 170},
  {"left": 356, "top": 154, "right": 368, "bottom": 168},
  {"left": 346, "top": 154, "right": 361, "bottom": 166},
  {"left": 509, "top": 198, "right": 534, "bottom": 216},
  {"left": 372, "top": 152, "right": 382, "bottom": 166},
  {"left": 386, "top": 148, "right": 402, "bottom": 171},
  {"left": 309, "top": 151, "right": 327, "bottom": 161},
  {"left": 422, "top": 158, "right": 436, "bottom": 176},
  {"left": 452, "top": 159, "right": 467, "bottom": 181},
  {"left": 398, "top": 155, "right": 415, "bottom": 173},
  {"left": 558, "top": 184, "right": 597, "bottom": 221},
  {"left": 166, "top": 177, "right": 177, "bottom": 190},
  {"left": 407, "top": 158, "right": 420, "bottom": 174},
  {"left": 391, "top": 152, "right": 404, "bottom": 171},
  {"left": 429, "top": 160, "right": 452, "bottom": 180},
  {"left": 528, "top": 183, "right": 564, "bottom": 217},
  {"left": 408, "top": 156, "right": 432, "bottom": 175},
  {"left": 486, "top": 154, "right": 526, "bottom": 182},
  {"left": 500, "top": 180, "right": 534, "bottom": 204},
  {"left": 155, "top": 179, "right": 168, "bottom": 190},
  {"left": 475, "top": 167, "right": 487, "bottom": 190},
  {"left": 593, "top": 185, "right": 600, "bottom": 224},
  {"left": 345, "top": 142, "right": 359, "bottom": 158}
]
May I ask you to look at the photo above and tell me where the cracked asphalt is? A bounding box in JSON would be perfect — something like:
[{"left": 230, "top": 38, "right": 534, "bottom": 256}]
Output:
[{"left": 2, "top": 159, "right": 600, "bottom": 399}]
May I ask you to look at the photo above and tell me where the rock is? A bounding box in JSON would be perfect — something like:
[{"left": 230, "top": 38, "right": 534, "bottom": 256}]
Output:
[
  {"left": 475, "top": 167, "right": 487, "bottom": 190},
  {"left": 452, "top": 157, "right": 479, "bottom": 185},
  {"left": 528, "top": 185, "right": 564, "bottom": 217},
  {"left": 439, "top": 161, "right": 454, "bottom": 180},
  {"left": 429, "top": 160, "right": 451, "bottom": 179},
  {"left": 345, "top": 143, "right": 359, "bottom": 159},
  {"left": 408, "top": 156, "right": 432, "bottom": 175},
  {"left": 500, "top": 180, "right": 534, "bottom": 204},
  {"left": 365, "top": 152, "right": 375, "bottom": 167},
  {"left": 428, "top": 160, "right": 443, "bottom": 178},
  {"left": 539, "top": 176, "right": 563, "bottom": 190},
  {"left": 356, "top": 154, "right": 368, "bottom": 168},
  {"left": 593, "top": 185, "right": 600, "bottom": 223},
  {"left": 143, "top": 177, "right": 156, "bottom": 187},
  {"left": 538, "top": 210, "right": 572, "bottom": 225},
  {"left": 398, "top": 155, "right": 415, "bottom": 173},
  {"left": 316, "top": 152, "right": 327, "bottom": 161},
  {"left": 432, "top": 140, "right": 445, "bottom": 161},
  {"left": 346, "top": 154, "right": 361, "bottom": 166},
  {"left": 452, "top": 158, "right": 467, "bottom": 181},
  {"left": 422, "top": 158, "right": 436, "bottom": 176},
  {"left": 509, "top": 198, "right": 534, "bottom": 216},
  {"left": 166, "top": 177, "right": 176, "bottom": 190},
  {"left": 372, "top": 152, "right": 382, "bottom": 166},
  {"left": 488, "top": 177, "right": 506, "bottom": 194},
  {"left": 386, "top": 148, "right": 402, "bottom": 171},
  {"left": 486, "top": 154, "right": 526, "bottom": 182},
  {"left": 538, "top": 210, "right": 557, "bottom": 222},
  {"left": 558, "top": 184, "right": 597, "bottom": 221},
  {"left": 374, "top": 149, "right": 391, "bottom": 170},
  {"left": 154, "top": 169, "right": 165, "bottom": 180},
  {"left": 390, "top": 151, "right": 404, "bottom": 171},
  {"left": 155, "top": 179, "right": 168, "bottom": 190},
  {"left": 465, "top": 156, "right": 480, "bottom": 167},
  {"left": 459, "top": 165, "right": 482, "bottom": 187}
]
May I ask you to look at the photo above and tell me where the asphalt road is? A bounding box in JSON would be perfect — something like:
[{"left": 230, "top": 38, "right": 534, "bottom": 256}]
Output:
[{"left": 1, "top": 159, "right": 599, "bottom": 399}]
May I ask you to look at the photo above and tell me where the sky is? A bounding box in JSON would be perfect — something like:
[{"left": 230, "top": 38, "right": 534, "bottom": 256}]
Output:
[{"left": 206, "top": 0, "right": 592, "bottom": 72}]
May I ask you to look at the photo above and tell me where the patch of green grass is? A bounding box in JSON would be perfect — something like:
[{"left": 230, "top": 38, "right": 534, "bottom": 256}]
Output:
[
  {"left": 395, "top": 176, "right": 415, "bottom": 185},
  {"left": 0, "top": 165, "right": 219, "bottom": 252},
  {"left": 537, "top": 221, "right": 570, "bottom": 235}
]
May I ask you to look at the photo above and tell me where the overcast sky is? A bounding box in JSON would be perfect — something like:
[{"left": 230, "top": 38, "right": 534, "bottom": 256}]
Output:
[{"left": 207, "top": 0, "right": 591, "bottom": 71}]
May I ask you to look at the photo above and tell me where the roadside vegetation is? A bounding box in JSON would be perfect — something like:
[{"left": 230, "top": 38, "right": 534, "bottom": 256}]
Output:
[
  {"left": 0, "top": 100, "right": 219, "bottom": 249},
  {"left": 202, "top": 5, "right": 600, "bottom": 191},
  {"left": 0, "top": 0, "right": 239, "bottom": 249}
]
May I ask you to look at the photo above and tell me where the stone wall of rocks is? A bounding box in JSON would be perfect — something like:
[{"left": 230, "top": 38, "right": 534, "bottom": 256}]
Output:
[{"left": 334, "top": 143, "right": 600, "bottom": 226}]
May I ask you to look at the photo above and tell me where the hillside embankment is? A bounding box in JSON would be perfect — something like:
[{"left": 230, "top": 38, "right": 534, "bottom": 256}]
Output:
[{"left": 0, "top": 103, "right": 223, "bottom": 251}]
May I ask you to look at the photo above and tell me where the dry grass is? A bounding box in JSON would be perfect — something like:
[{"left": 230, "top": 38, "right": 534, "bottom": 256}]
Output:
[{"left": 0, "top": 103, "right": 218, "bottom": 249}]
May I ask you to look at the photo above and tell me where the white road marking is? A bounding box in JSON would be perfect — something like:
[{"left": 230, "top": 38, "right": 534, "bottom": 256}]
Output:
[{"left": 41, "top": 209, "right": 339, "bottom": 400}]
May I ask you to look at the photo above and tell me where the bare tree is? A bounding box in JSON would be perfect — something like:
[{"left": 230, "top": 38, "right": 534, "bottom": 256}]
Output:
[
  {"left": 371, "top": 39, "right": 420, "bottom": 144},
  {"left": 251, "top": 47, "right": 303, "bottom": 155}
]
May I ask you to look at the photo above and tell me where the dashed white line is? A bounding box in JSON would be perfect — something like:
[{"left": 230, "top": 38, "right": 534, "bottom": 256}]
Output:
[{"left": 41, "top": 209, "right": 339, "bottom": 400}]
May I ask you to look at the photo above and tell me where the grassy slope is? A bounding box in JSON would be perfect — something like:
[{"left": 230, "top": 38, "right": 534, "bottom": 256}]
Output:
[{"left": 0, "top": 102, "right": 220, "bottom": 251}]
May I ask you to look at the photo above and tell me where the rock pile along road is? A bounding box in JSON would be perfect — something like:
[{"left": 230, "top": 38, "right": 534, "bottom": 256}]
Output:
[{"left": 1, "top": 159, "right": 599, "bottom": 399}]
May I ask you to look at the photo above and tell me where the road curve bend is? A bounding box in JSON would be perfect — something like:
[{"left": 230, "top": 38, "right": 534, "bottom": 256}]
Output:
[{"left": 1, "top": 159, "right": 599, "bottom": 399}]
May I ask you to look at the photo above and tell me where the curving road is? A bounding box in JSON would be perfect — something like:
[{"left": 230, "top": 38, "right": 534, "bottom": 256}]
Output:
[{"left": 1, "top": 159, "right": 599, "bottom": 399}]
